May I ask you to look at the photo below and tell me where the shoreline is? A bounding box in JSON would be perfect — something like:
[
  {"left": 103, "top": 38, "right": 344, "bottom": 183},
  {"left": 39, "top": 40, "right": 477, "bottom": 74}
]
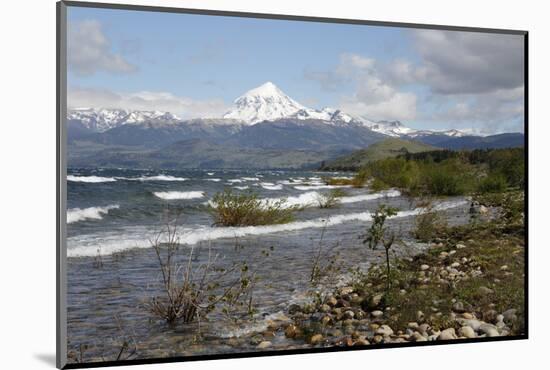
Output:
[
  {"left": 66, "top": 201, "right": 477, "bottom": 363},
  {"left": 273, "top": 219, "right": 525, "bottom": 347},
  {"left": 66, "top": 208, "right": 524, "bottom": 364}
]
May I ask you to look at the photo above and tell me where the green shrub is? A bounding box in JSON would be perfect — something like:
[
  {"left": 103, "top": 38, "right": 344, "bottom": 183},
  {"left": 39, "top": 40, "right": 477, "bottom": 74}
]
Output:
[
  {"left": 324, "top": 177, "right": 352, "bottom": 186},
  {"left": 477, "top": 173, "right": 508, "bottom": 194},
  {"left": 325, "top": 175, "right": 365, "bottom": 187},
  {"left": 363, "top": 204, "right": 399, "bottom": 293},
  {"left": 424, "top": 159, "right": 475, "bottom": 196},
  {"left": 487, "top": 148, "right": 525, "bottom": 189},
  {"left": 361, "top": 158, "right": 420, "bottom": 193},
  {"left": 426, "top": 170, "right": 464, "bottom": 195},
  {"left": 210, "top": 190, "right": 297, "bottom": 226},
  {"left": 370, "top": 177, "right": 390, "bottom": 192}
]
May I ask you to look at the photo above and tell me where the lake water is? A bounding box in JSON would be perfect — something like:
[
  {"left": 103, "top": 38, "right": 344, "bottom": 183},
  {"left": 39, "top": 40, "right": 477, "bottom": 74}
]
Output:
[{"left": 66, "top": 167, "right": 470, "bottom": 362}]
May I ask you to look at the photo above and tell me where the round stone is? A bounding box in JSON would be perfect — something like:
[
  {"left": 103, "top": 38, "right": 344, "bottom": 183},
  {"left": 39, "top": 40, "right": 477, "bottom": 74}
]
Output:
[
  {"left": 438, "top": 328, "right": 457, "bottom": 340},
  {"left": 309, "top": 334, "right": 324, "bottom": 345},
  {"left": 257, "top": 341, "right": 272, "bottom": 349},
  {"left": 458, "top": 326, "right": 476, "bottom": 338}
]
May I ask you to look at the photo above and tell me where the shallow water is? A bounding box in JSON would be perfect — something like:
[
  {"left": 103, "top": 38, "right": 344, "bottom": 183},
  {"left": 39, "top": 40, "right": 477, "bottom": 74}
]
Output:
[{"left": 66, "top": 168, "right": 471, "bottom": 362}]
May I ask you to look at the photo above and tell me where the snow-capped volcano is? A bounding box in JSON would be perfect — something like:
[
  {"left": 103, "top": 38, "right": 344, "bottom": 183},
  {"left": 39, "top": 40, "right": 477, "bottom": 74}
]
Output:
[
  {"left": 223, "top": 82, "right": 307, "bottom": 124},
  {"left": 67, "top": 108, "right": 180, "bottom": 132},
  {"left": 222, "top": 82, "right": 369, "bottom": 126}
]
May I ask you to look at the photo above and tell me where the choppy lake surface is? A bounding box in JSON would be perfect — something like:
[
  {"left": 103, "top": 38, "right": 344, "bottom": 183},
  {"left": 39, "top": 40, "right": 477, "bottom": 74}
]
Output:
[{"left": 66, "top": 168, "right": 470, "bottom": 362}]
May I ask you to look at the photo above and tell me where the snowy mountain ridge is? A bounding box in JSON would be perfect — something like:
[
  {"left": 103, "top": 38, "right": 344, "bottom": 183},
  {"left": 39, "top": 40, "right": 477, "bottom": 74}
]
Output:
[
  {"left": 67, "top": 108, "right": 180, "bottom": 132},
  {"left": 68, "top": 82, "right": 471, "bottom": 137}
]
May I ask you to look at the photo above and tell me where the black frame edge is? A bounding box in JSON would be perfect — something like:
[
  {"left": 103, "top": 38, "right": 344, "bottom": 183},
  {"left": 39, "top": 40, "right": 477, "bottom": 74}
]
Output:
[{"left": 523, "top": 32, "right": 530, "bottom": 339}]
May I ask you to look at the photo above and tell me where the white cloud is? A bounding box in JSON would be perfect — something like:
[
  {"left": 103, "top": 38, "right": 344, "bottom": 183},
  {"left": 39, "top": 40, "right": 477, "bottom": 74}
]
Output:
[
  {"left": 68, "top": 87, "right": 228, "bottom": 119},
  {"left": 341, "top": 93, "right": 417, "bottom": 122},
  {"left": 68, "top": 20, "right": 137, "bottom": 76},
  {"left": 423, "top": 87, "right": 524, "bottom": 134},
  {"left": 304, "top": 29, "right": 525, "bottom": 133},
  {"left": 324, "top": 54, "right": 418, "bottom": 121},
  {"left": 395, "top": 30, "right": 525, "bottom": 95}
]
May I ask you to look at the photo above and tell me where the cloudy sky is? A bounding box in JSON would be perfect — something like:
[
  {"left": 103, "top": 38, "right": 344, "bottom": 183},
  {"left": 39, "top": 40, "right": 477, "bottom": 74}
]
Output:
[{"left": 67, "top": 6, "right": 525, "bottom": 134}]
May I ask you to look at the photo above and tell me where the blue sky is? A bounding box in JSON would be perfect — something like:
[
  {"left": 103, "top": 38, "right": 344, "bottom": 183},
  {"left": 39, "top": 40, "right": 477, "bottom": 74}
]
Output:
[{"left": 67, "top": 6, "right": 525, "bottom": 134}]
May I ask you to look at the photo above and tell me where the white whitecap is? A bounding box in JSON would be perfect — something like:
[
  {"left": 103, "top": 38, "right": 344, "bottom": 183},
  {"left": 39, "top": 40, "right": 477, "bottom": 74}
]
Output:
[
  {"left": 261, "top": 183, "right": 283, "bottom": 190},
  {"left": 339, "top": 190, "right": 401, "bottom": 204},
  {"left": 67, "top": 175, "right": 117, "bottom": 183},
  {"left": 131, "top": 175, "right": 188, "bottom": 182},
  {"left": 277, "top": 179, "right": 307, "bottom": 185},
  {"left": 263, "top": 191, "right": 320, "bottom": 208},
  {"left": 67, "top": 200, "right": 467, "bottom": 257},
  {"left": 153, "top": 191, "right": 205, "bottom": 200},
  {"left": 206, "top": 178, "right": 221, "bottom": 182},
  {"left": 263, "top": 189, "right": 401, "bottom": 209},
  {"left": 294, "top": 184, "right": 351, "bottom": 190},
  {"left": 67, "top": 204, "right": 119, "bottom": 224}
]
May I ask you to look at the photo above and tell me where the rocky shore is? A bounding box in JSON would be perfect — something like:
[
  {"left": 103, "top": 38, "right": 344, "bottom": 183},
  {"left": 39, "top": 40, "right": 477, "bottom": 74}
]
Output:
[{"left": 251, "top": 222, "right": 525, "bottom": 349}]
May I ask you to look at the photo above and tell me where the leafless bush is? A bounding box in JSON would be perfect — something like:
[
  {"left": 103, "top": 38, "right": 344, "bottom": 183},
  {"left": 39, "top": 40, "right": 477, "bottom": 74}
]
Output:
[
  {"left": 309, "top": 222, "right": 343, "bottom": 286},
  {"left": 315, "top": 189, "right": 346, "bottom": 209},
  {"left": 93, "top": 247, "right": 103, "bottom": 268},
  {"left": 413, "top": 199, "right": 448, "bottom": 242},
  {"left": 146, "top": 218, "right": 261, "bottom": 326}
]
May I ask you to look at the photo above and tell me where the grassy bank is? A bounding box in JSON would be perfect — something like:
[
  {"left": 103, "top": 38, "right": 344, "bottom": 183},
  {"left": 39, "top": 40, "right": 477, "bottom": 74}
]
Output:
[{"left": 278, "top": 192, "right": 525, "bottom": 346}]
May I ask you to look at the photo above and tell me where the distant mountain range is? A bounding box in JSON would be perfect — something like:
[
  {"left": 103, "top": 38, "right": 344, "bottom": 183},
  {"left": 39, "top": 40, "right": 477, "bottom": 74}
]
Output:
[
  {"left": 67, "top": 82, "right": 524, "bottom": 169},
  {"left": 67, "top": 108, "right": 181, "bottom": 132}
]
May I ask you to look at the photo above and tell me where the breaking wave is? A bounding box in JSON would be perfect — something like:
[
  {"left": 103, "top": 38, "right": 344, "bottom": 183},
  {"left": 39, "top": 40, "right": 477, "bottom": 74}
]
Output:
[
  {"left": 261, "top": 182, "right": 283, "bottom": 190},
  {"left": 339, "top": 190, "right": 401, "bottom": 204},
  {"left": 153, "top": 191, "right": 205, "bottom": 200},
  {"left": 66, "top": 200, "right": 466, "bottom": 257},
  {"left": 264, "top": 189, "right": 401, "bottom": 209},
  {"left": 67, "top": 175, "right": 117, "bottom": 183},
  {"left": 67, "top": 204, "right": 119, "bottom": 224},
  {"left": 294, "top": 184, "right": 351, "bottom": 190},
  {"left": 267, "top": 191, "right": 320, "bottom": 208},
  {"left": 68, "top": 174, "right": 188, "bottom": 182},
  {"left": 128, "top": 175, "right": 188, "bottom": 182}
]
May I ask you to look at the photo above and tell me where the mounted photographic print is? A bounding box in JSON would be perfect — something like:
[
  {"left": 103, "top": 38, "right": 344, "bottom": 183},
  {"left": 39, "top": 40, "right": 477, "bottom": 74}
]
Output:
[{"left": 57, "top": 1, "right": 528, "bottom": 368}]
